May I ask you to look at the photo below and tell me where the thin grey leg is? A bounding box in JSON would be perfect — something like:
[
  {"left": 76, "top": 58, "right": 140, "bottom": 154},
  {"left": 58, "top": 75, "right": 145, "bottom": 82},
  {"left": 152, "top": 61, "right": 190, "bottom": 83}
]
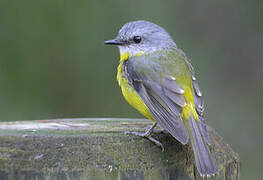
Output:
[{"left": 125, "top": 123, "right": 164, "bottom": 151}]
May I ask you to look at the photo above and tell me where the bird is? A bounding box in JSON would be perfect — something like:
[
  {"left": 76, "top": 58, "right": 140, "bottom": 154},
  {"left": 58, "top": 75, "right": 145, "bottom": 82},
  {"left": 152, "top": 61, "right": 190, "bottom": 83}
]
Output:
[{"left": 104, "top": 20, "right": 218, "bottom": 177}]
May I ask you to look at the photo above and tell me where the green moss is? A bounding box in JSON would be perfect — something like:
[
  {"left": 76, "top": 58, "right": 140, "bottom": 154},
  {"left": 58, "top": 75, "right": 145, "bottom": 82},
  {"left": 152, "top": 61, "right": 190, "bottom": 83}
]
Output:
[{"left": 0, "top": 119, "right": 240, "bottom": 179}]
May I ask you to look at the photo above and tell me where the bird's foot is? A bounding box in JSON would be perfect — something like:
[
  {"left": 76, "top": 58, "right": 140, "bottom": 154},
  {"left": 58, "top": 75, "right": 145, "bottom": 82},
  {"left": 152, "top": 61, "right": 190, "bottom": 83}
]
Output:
[{"left": 125, "top": 123, "right": 164, "bottom": 152}]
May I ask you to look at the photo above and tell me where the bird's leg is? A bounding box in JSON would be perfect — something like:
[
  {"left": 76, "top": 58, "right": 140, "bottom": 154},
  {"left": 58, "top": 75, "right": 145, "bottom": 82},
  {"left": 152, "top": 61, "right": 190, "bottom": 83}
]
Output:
[
  {"left": 125, "top": 122, "right": 157, "bottom": 137},
  {"left": 125, "top": 123, "right": 164, "bottom": 151}
]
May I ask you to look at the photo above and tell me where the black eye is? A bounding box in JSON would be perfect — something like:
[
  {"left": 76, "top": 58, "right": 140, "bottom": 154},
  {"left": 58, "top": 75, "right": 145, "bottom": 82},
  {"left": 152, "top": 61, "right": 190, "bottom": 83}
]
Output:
[{"left": 133, "top": 36, "right": 142, "bottom": 44}]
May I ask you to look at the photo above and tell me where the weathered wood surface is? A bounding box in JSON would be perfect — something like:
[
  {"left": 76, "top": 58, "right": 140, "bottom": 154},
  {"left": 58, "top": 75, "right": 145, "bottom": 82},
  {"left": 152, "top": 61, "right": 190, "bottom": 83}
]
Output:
[{"left": 0, "top": 118, "right": 240, "bottom": 180}]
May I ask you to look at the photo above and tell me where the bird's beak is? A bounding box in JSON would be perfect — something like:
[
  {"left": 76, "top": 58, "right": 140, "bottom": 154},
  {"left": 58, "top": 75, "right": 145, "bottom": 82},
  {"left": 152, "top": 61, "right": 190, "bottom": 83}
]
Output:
[{"left": 104, "top": 38, "right": 124, "bottom": 45}]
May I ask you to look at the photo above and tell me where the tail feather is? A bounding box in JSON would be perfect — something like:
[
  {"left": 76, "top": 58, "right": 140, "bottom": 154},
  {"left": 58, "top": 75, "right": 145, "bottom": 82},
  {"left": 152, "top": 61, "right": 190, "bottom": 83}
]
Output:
[
  {"left": 188, "top": 117, "right": 218, "bottom": 176},
  {"left": 199, "top": 116, "right": 211, "bottom": 145}
]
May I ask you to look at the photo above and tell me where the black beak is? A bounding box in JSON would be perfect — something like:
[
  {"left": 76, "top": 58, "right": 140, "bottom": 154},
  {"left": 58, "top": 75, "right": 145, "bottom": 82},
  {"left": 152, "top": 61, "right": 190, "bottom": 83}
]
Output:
[{"left": 104, "top": 39, "right": 123, "bottom": 45}]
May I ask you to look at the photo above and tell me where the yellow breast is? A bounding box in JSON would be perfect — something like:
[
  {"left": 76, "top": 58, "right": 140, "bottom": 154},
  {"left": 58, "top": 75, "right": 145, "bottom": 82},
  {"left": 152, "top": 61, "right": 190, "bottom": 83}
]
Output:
[{"left": 117, "top": 54, "right": 155, "bottom": 121}]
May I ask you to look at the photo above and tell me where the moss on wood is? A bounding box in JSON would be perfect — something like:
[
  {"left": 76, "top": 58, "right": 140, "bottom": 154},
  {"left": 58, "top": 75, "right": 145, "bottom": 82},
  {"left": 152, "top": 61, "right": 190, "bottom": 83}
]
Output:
[{"left": 0, "top": 118, "right": 240, "bottom": 179}]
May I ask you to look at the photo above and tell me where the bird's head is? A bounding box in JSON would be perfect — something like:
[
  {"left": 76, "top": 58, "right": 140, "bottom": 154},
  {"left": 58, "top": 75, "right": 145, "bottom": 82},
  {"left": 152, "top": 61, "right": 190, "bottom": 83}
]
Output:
[{"left": 105, "top": 20, "right": 176, "bottom": 61}]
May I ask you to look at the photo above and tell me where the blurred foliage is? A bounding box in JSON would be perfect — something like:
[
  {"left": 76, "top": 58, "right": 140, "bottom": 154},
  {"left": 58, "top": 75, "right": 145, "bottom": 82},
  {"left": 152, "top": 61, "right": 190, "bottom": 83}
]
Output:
[{"left": 0, "top": 0, "right": 262, "bottom": 179}]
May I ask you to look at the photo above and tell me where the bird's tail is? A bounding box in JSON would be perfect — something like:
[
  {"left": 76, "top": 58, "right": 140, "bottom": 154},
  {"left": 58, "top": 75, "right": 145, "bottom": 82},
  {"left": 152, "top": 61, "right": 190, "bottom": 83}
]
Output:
[{"left": 187, "top": 117, "right": 218, "bottom": 177}]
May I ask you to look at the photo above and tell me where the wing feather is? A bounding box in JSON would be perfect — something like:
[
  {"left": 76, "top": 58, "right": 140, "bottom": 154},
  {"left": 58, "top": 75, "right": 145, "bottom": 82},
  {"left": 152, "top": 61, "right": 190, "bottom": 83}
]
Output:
[
  {"left": 192, "top": 76, "right": 210, "bottom": 144},
  {"left": 134, "top": 81, "right": 189, "bottom": 144},
  {"left": 163, "top": 77, "right": 185, "bottom": 94},
  {"left": 163, "top": 88, "right": 187, "bottom": 107},
  {"left": 125, "top": 55, "right": 190, "bottom": 144}
]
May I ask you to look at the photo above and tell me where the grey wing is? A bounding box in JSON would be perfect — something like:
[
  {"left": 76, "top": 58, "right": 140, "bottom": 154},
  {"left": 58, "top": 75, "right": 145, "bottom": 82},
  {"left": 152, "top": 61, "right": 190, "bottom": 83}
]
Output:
[
  {"left": 125, "top": 59, "right": 189, "bottom": 144},
  {"left": 192, "top": 76, "right": 211, "bottom": 144}
]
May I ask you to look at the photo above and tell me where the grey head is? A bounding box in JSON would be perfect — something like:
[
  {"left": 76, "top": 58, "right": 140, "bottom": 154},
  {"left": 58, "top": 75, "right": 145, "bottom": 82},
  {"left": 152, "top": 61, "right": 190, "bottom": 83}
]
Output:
[{"left": 105, "top": 20, "right": 176, "bottom": 57}]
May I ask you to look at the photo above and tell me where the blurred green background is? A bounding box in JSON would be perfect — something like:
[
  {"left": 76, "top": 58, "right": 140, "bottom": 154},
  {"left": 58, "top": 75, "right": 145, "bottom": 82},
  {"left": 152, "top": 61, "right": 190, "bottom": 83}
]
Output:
[{"left": 0, "top": 0, "right": 262, "bottom": 179}]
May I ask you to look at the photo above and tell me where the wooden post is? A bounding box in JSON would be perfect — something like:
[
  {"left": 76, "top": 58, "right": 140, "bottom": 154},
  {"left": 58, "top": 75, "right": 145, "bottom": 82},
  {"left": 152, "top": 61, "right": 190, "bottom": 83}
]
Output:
[{"left": 0, "top": 118, "right": 240, "bottom": 180}]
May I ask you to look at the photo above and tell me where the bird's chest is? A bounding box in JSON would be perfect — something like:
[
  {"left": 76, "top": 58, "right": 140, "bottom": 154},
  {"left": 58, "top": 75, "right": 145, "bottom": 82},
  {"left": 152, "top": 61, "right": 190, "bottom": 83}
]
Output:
[{"left": 117, "top": 61, "right": 153, "bottom": 120}]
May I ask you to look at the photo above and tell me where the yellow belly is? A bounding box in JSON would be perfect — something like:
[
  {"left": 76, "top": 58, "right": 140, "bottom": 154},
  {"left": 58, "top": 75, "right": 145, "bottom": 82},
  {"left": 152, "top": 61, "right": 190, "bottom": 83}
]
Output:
[{"left": 117, "top": 62, "right": 155, "bottom": 121}]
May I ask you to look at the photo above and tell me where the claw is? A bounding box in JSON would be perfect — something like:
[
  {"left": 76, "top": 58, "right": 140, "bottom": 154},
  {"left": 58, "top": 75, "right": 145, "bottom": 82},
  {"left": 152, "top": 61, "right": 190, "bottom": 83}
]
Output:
[
  {"left": 124, "top": 123, "right": 164, "bottom": 151},
  {"left": 148, "top": 136, "right": 164, "bottom": 152}
]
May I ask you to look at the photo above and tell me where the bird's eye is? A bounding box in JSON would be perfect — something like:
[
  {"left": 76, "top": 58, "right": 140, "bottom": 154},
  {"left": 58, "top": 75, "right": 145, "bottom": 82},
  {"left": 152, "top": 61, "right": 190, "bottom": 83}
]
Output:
[{"left": 133, "top": 36, "right": 142, "bottom": 44}]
